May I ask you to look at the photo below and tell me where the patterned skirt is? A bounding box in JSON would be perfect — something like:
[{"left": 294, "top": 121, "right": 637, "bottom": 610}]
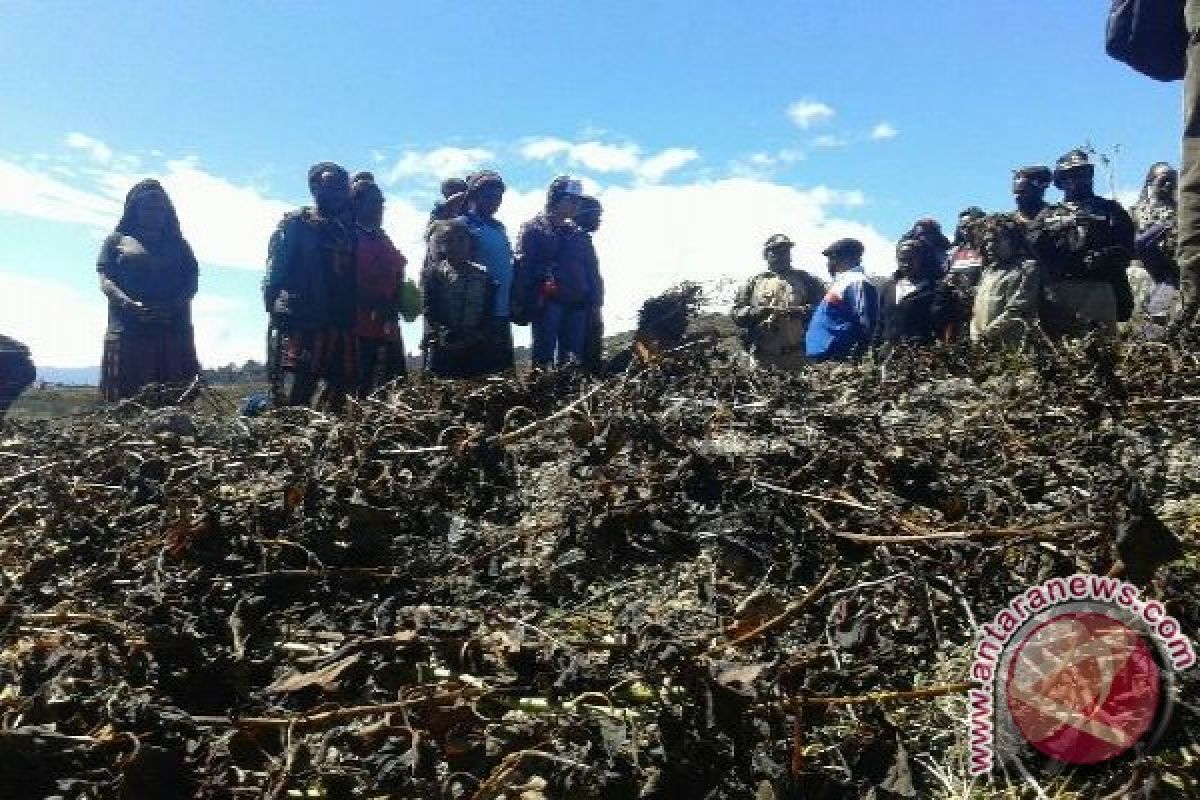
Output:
[
  {"left": 100, "top": 328, "right": 200, "bottom": 402},
  {"left": 281, "top": 328, "right": 358, "bottom": 390}
]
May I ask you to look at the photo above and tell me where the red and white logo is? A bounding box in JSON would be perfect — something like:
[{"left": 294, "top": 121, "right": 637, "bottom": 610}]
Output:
[
  {"left": 1005, "top": 611, "right": 1160, "bottom": 765},
  {"left": 967, "top": 575, "right": 1193, "bottom": 776}
]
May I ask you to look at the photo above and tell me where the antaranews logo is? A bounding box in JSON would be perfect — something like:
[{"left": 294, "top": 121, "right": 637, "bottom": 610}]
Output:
[{"left": 966, "top": 573, "right": 1195, "bottom": 777}]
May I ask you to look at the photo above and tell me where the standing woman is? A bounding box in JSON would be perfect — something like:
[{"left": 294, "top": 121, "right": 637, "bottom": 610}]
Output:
[
  {"left": 97, "top": 180, "right": 199, "bottom": 401},
  {"left": 1127, "top": 162, "right": 1181, "bottom": 338},
  {"left": 350, "top": 172, "right": 408, "bottom": 396}
]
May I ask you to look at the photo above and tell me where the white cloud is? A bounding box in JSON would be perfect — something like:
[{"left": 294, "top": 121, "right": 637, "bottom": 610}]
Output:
[
  {"left": 520, "top": 137, "right": 572, "bottom": 161},
  {"left": 732, "top": 148, "right": 805, "bottom": 178},
  {"left": 870, "top": 122, "right": 899, "bottom": 140},
  {"left": 64, "top": 132, "right": 113, "bottom": 164},
  {"left": 637, "top": 148, "right": 700, "bottom": 182},
  {"left": 520, "top": 137, "right": 697, "bottom": 183},
  {"left": 0, "top": 158, "right": 121, "bottom": 227},
  {"left": 0, "top": 271, "right": 107, "bottom": 366},
  {"left": 0, "top": 153, "right": 290, "bottom": 273},
  {"left": 582, "top": 178, "right": 891, "bottom": 333},
  {"left": 385, "top": 146, "right": 494, "bottom": 184},
  {"left": 566, "top": 141, "right": 642, "bottom": 173},
  {"left": 787, "top": 100, "right": 836, "bottom": 129},
  {"left": 812, "top": 134, "right": 846, "bottom": 149},
  {"left": 158, "top": 159, "right": 291, "bottom": 271},
  {"left": 190, "top": 292, "right": 264, "bottom": 368}
]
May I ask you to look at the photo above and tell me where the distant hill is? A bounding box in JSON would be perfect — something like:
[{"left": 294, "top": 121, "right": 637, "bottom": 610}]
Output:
[{"left": 36, "top": 366, "right": 101, "bottom": 386}]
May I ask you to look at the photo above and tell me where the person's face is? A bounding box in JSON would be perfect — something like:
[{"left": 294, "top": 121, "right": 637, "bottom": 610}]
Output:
[
  {"left": 1057, "top": 167, "right": 1093, "bottom": 198},
  {"left": 443, "top": 192, "right": 467, "bottom": 216},
  {"left": 984, "top": 230, "right": 1017, "bottom": 265},
  {"left": 313, "top": 170, "right": 351, "bottom": 215},
  {"left": 825, "top": 254, "right": 845, "bottom": 276},
  {"left": 576, "top": 209, "right": 602, "bottom": 233},
  {"left": 1149, "top": 166, "right": 1177, "bottom": 203},
  {"left": 354, "top": 190, "right": 384, "bottom": 228},
  {"left": 957, "top": 215, "right": 983, "bottom": 247},
  {"left": 1013, "top": 173, "right": 1046, "bottom": 204},
  {"left": 471, "top": 184, "right": 504, "bottom": 217},
  {"left": 133, "top": 191, "right": 170, "bottom": 234},
  {"left": 765, "top": 244, "right": 792, "bottom": 272},
  {"left": 551, "top": 194, "right": 580, "bottom": 219}
]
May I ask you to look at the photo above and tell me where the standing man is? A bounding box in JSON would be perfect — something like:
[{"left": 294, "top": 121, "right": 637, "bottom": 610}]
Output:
[
  {"left": 732, "top": 234, "right": 827, "bottom": 370},
  {"left": 0, "top": 334, "right": 35, "bottom": 422},
  {"left": 461, "top": 171, "right": 515, "bottom": 373},
  {"left": 1177, "top": 0, "right": 1200, "bottom": 333},
  {"left": 806, "top": 238, "right": 879, "bottom": 361},
  {"left": 1031, "top": 150, "right": 1136, "bottom": 338},
  {"left": 1012, "top": 165, "right": 1054, "bottom": 227},
  {"left": 574, "top": 195, "right": 606, "bottom": 375},
  {"left": 263, "top": 162, "right": 357, "bottom": 408},
  {"left": 516, "top": 176, "right": 587, "bottom": 368}
]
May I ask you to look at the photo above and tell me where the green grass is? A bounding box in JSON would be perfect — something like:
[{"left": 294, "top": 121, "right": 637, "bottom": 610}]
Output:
[
  {"left": 7, "top": 386, "right": 103, "bottom": 420},
  {"left": 6, "top": 383, "right": 269, "bottom": 421}
]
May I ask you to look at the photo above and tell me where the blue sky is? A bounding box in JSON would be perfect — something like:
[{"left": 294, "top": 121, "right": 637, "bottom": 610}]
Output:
[{"left": 0, "top": 1, "right": 1182, "bottom": 367}]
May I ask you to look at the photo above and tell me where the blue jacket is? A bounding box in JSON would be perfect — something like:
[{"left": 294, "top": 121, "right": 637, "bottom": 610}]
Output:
[
  {"left": 464, "top": 212, "right": 513, "bottom": 318},
  {"left": 805, "top": 266, "right": 879, "bottom": 360}
]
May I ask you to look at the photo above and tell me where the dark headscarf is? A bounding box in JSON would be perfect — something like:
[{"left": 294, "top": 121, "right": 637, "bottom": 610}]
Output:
[
  {"left": 577, "top": 195, "right": 602, "bottom": 214},
  {"left": 1136, "top": 161, "right": 1178, "bottom": 207},
  {"left": 441, "top": 177, "right": 469, "bottom": 199},
  {"left": 114, "top": 179, "right": 184, "bottom": 241},
  {"left": 1013, "top": 165, "right": 1053, "bottom": 191},
  {"left": 466, "top": 170, "right": 505, "bottom": 195},
  {"left": 1053, "top": 149, "right": 1094, "bottom": 189},
  {"left": 307, "top": 161, "right": 349, "bottom": 192},
  {"left": 546, "top": 175, "right": 583, "bottom": 209},
  {"left": 351, "top": 171, "right": 384, "bottom": 204}
]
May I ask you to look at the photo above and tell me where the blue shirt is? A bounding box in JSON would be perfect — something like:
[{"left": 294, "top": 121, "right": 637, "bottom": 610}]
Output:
[
  {"left": 805, "top": 266, "right": 879, "bottom": 360},
  {"left": 464, "top": 212, "right": 513, "bottom": 318}
]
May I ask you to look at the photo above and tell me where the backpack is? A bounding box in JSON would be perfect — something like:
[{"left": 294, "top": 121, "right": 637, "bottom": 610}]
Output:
[
  {"left": 1106, "top": 0, "right": 1188, "bottom": 82},
  {"left": 509, "top": 254, "right": 542, "bottom": 326}
]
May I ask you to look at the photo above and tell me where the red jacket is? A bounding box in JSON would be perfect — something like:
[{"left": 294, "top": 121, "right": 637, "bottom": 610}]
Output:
[{"left": 355, "top": 228, "right": 407, "bottom": 339}]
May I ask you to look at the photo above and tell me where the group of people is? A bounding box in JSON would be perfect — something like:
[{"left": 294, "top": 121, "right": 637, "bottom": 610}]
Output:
[
  {"left": 0, "top": 146, "right": 1188, "bottom": 421},
  {"left": 733, "top": 149, "right": 1182, "bottom": 367},
  {"left": 416, "top": 172, "right": 606, "bottom": 382},
  {"left": 262, "top": 165, "right": 413, "bottom": 409},
  {"left": 263, "top": 167, "right": 607, "bottom": 407}
]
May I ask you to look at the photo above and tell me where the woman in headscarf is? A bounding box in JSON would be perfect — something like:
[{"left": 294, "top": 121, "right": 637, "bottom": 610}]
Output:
[
  {"left": 350, "top": 172, "right": 409, "bottom": 396},
  {"left": 97, "top": 179, "right": 199, "bottom": 401},
  {"left": 1126, "top": 162, "right": 1180, "bottom": 338}
]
